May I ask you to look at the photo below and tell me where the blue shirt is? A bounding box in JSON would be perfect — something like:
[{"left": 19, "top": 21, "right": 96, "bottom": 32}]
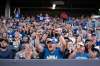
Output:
[
  {"left": 67, "top": 17, "right": 74, "bottom": 25},
  {"left": 75, "top": 52, "right": 89, "bottom": 60},
  {"left": 0, "top": 46, "right": 14, "bottom": 59},
  {"left": 43, "top": 48, "right": 63, "bottom": 59},
  {"left": 15, "top": 11, "right": 20, "bottom": 19},
  {"left": 81, "top": 19, "right": 88, "bottom": 30}
]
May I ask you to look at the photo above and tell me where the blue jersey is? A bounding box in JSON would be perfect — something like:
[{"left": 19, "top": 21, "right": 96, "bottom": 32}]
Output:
[{"left": 42, "top": 48, "right": 63, "bottom": 59}]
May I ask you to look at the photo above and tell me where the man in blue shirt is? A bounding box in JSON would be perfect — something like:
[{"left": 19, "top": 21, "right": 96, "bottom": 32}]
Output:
[
  {"left": 42, "top": 40, "right": 63, "bottom": 59},
  {"left": 0, "top": 39, "right": 14, "bottom": 59},
  {"left": 35, "top": 29, "right": 66, "bottom": 59}
]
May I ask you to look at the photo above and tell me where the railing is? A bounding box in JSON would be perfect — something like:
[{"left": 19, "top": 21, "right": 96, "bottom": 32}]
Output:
[{"left": 0, "top": 59, "right": 100, "bottom": 66}]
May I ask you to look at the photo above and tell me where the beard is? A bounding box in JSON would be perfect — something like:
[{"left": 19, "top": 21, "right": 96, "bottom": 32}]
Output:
[{"left": 1, "top": 46, "right": 7, "bottom": 49}]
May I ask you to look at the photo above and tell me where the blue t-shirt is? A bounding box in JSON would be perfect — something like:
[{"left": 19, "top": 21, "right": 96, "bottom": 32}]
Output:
[
  {"left": 42, "top": 48, "right": 63, "bottom": 59},
  {"left": 75, "top": 52, "right": 89, "bottom": 60}
]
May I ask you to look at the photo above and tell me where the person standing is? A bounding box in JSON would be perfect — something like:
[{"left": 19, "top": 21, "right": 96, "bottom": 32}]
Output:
[{"left": 14, "top": 8, "right": 21, "bottom": 19}]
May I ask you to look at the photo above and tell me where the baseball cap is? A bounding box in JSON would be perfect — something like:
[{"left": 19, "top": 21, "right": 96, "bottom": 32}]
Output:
[{"left": 46, "top": 38, "right": 57, "bottom": 44}]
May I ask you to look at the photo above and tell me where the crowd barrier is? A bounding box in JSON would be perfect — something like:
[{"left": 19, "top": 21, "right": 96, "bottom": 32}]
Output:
[{"left": 0, "top": 59, "right": 100, "bottom": 66}]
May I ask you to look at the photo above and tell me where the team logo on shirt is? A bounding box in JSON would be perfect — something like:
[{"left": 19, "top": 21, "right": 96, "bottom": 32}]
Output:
[{"left": 46, "top": 55, "right": 58, "bottom": 60}]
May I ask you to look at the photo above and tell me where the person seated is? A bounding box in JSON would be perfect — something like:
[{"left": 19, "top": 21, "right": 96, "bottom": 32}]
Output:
[
  {"left": 0, "top": 39, "right": 14, "bottom": 59},
  {"left": 15, "top": 41, "right": 33, "bottom": 59},
  {"left": 68, "top": 41, "right": 100, "bottom": 60}
]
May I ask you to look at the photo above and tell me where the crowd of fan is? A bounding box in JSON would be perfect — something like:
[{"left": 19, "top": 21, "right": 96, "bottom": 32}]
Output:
[{"left": 0, "top": 13, "right": 100, "bottom": 60}]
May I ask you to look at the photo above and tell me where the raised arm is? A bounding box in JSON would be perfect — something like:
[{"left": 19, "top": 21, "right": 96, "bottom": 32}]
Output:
[
  {"left": 56, "top": 28, "right": 66, "bottom": 52},
  {"left": 59, "top": 35, "right": 66, "bottom": 52},
  {"left": 35, "top": 32, "right": 44, "bottom": 52},
  {"left": 14, "top": 8, "right": 16, "bottom": 14}
]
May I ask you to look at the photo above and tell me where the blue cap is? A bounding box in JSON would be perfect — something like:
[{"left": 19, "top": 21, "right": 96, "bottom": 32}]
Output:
[
  {"left": 51, "top": 37, "right": 58, "bottom": 44},
  {"left": 47, "top": 37, "right": 58, "bottom": 44}
]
